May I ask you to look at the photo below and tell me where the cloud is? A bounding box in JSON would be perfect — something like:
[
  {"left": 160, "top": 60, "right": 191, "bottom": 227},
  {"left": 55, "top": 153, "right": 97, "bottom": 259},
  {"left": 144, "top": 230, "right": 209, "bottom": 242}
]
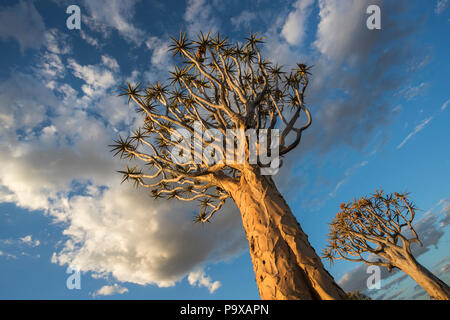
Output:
[
  {"left": 38, "top": 52, "right": 66, "bottom": 79},
  {"left": 67, "top": 58, "right": 118, "bottom": 98},
  {"left": 0, "top": 65, "right": 247, "bottom": 291},
  {"left": 303, "top": 0, "right": 418, "bottom": 153},
  {"left": 0, "top": 38, "right": 246, "bottom": 288},
  {"left": 0, "top": 1, "right": 46, "bottom": 52},
  {"left": 94, "top": 284, "right": 128, "bottom": 297},
  {"left": 435, "top": 0, "right": 449, "bottom": 14},
  {"left": 400, "top": 82, "right": 430, "bottom": 100},
  {"left": 397, "top": 117, "right": 433, "bottom": 149},
  {"left": 188, "top": 269, "right": 222, "bottom": 293},
  {"left": 231, "top": 10, "right": 257, "bottom": 30},
  {"left": 80, "top": 30, "right": 101, "bottom": 48},
  {"left": 441, "top": 100, "right": 450, "bottom": 111},
  {"left": 145, "top": 37, "right": 172, "bottom": 71},
  {"left": 0, "top": 235, "right": 40, "bottom": 260},
  {"left": 0, "top": 72, "right": 55, "bottom": 135},
  {"left": 314, "top": 0, "right": 383, "bottom": 63},
  {"left": 329, "top": 160, "right": 368, "bottom": 197},
  {"left": 19, "top": 235, "right": 40, "bottom": 247},
  {"left": 184, "top": 0, "right": 219, "bottom": 36},
  {"left": 101, "top": 55, "right": 120, "bottom": 72},
  {"left": 382, "top": 273, "right": 409, "bottom": 291},
  {"left": 440, "top": 262, "right": 450, "bottom": 275},
  {"left": 44, "top": 29, "right": 71, "bottom": 55},
  {"left": 384, "top": 288, "right": 407, "bottom": 300},
  {"left": 410, "top": 210, "right": 446, "bottom": 257},
  {"left": 281, "top": 0, "right": 315, "bottom": 45},
  {"left": 338, "top": 263, "right": 394, "bottom": 293},
  {"left": 82, "top": 0, "right": 145, "bottom": 44},
  {"left": 440, "top": 202, "right": 450, "bottom": 228},
  {"left": 52, "top": 184, "right": 245, "bottom": 287}
]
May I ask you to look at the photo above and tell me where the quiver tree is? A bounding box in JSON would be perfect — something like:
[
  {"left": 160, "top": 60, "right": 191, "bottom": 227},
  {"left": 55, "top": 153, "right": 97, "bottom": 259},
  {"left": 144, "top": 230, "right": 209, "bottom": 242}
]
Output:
[
  {"left": 111, "top": 31, "right": 347, "bottom": 300},
  {"left": 323, "top": 190, "right": 450, "bottom": 300}
]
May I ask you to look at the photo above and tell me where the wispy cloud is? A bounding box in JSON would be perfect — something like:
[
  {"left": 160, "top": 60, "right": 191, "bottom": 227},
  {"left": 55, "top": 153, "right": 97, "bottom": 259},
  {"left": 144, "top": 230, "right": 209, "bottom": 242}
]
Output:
[
  {"left": 329, "top": 160, "right": 369, "bottom": 197},
  {"left": 400, "top": 82, "right": 430, "bottom": 100},
  {"left": 81, "top": 0, "right": 145, "bottom": 45},
  {"left": 230, "top": 10, "right": 257, "bottom": 30},
  {"left": 397, "top": 117, "right": 433, "bottom": 149},
  {"left": 184, "top": 0, "right": 219, "bottom": 36},
  {"left": 441, "top": 99, "right": 450, "bottom": 111},
  {"left": 80, "top": 30, "right": 101, "bottom": 48},
  {"left": 0, "top": 1, "right": 46, "bottom": 52},
  {"left": 19, "top": 235, "right": 40, "bottom": 247},
  {"left": 93, "top": 284, "right": 128, "bottom": 297},
  {"left": 435, "top": 0, "right": 449, "bottom": 14},
  {"left": 188, "top": 269, "right": 222, "bottom": 294}
]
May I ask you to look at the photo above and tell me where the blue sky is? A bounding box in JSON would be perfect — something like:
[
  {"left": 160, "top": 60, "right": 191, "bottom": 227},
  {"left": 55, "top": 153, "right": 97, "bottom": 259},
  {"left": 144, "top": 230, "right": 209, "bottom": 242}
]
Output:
[{"left": 0, "top": 0, "right": 449, "bottom": 299}]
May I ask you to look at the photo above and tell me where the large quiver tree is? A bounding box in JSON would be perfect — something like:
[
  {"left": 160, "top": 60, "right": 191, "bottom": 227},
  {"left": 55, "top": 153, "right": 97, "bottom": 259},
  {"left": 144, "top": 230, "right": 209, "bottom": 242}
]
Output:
[{"left": 111, "top": 31, "right": 347, "bottom": 300}]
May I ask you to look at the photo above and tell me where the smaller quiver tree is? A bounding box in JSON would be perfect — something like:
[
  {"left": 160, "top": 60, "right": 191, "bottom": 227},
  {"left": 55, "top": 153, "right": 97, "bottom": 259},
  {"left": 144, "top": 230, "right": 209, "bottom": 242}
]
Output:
[{"left": 322, "top": 190, "right": 450, "bottom": 300}]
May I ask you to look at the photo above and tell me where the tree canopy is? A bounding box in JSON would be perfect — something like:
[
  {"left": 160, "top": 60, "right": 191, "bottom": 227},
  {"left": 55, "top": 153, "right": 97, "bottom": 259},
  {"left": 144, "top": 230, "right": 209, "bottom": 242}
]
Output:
[
  {"left": 322, "top": 189, "right": 422, "bottom": 271},
  {"left": 111, "top": 31, "right": 313, "bottom": 223}
]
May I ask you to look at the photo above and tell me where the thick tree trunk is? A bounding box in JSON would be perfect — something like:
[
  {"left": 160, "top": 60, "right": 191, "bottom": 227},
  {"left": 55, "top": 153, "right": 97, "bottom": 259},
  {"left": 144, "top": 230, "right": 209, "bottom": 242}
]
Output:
[
  {"left": 224, "top": 168, "right": 347, "bottom": 300},
  {"left": 398, "top": 256, "right": 450, "bottom": 300}
]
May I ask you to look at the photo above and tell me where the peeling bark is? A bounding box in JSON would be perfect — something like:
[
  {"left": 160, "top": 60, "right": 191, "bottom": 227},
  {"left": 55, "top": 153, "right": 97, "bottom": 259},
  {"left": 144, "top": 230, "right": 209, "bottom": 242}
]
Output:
[{"left": 224, "top": 168, "right": 347, "bottom": 300}]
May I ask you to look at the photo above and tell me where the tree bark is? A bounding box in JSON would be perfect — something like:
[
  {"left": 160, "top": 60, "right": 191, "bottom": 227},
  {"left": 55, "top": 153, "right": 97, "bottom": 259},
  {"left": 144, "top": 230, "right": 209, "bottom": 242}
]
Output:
[
  {"left": 397, "top": 255, "right": 450, "bottom": 300},
  {"left": 223, "top": 168, "right": 347, "bottom": 300}
]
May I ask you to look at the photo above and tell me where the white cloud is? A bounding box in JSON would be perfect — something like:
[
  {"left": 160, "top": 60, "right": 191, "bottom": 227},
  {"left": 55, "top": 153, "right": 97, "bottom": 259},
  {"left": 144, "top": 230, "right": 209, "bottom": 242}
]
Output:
[
  {"left": 314, "top": 0, "right": 382, "bottom": 64},
  {"left": 0, "top": 66, "right": 246, "bottom": 290},
  {"left": 94, "top": 284, "right": 128, "bottom": 296},
  {"left": 441, "top": 99, "right": 450, "bottom": 111},
  {"left": 145, "top": 37, "right": 172, "bottom": 71},
  {"left": 281, "top": 0, "right": 315, "bottom": 45},
  {"left": 397, "top": 117, "right": 433, "bottom": 149},
  {"left": 435, "top": 0, "right": 449, "bottom": 14},
  {"left": 101, "top": 55, "right": 120, "bottom": 71},
  {"left": 0, "top": 1, "right": 46, "bottom": 52},
  {"left": 52, "top": 184, "right": 245, "bottom": 287},
  {"left": 0, "top": 72, "right": 52, "bottom": 133},
  {"left": 82, "top": 0, "right": 145, "bottom": 45},
  {"left": 19, "top": 235, "right": 40, "bottom": 247},
  {"left": 188, "top": 269, "right": 222, "bottom": 293},
  {"left": 38, "top": 52, "right": 65, "bottom": 79},
  {"left": 68, "top": 58, "right": 117, "bottom": 98},
  {"left": 44, "top": 29, "right": 71, "bottom": 55}
]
